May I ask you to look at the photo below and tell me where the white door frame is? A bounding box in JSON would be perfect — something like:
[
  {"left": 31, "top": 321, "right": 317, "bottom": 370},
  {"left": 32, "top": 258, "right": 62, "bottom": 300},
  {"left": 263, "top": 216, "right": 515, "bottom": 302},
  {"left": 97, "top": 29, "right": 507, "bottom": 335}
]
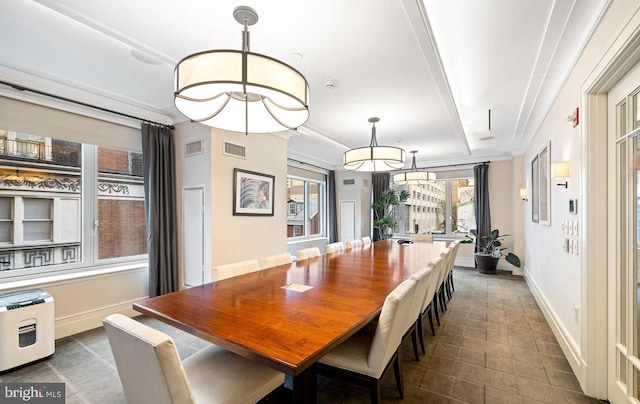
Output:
[{"left": 582, "top": 14, "right": 640, "bottom": 398}]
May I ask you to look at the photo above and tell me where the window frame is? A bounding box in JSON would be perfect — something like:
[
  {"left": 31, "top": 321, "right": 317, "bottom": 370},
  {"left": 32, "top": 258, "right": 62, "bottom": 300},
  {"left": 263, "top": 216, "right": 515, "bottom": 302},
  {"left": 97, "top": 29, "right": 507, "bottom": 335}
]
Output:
[{"left": 286, "top": 173, "right": 327, "bottom": 241}]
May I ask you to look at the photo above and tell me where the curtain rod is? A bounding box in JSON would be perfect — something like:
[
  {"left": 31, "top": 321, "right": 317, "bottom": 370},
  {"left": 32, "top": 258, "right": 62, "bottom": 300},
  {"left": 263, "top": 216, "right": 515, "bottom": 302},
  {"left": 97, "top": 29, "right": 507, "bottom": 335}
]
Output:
[
  {"left": 418, "top": 161, "right": 490, "bottom": 170},
  {"left": 287, "top": 158, "right": 332, "bottom": 172},
  {"left": 0, "top": 80, "right": 174, "bottom": 130}
]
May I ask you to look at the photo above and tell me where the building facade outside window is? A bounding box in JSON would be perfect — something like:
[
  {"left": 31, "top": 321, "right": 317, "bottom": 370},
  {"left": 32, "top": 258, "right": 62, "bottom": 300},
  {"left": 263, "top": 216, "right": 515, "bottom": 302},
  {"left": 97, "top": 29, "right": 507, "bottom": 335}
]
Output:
[
  {"left": 0, "top": 129, "right": 147, "bottom": 279},
  {"left": 392, "top": 177, "right": 475, "bottom": 238},
  {"left": 286, "top": 173, "right": 326, "bottom": 239}
]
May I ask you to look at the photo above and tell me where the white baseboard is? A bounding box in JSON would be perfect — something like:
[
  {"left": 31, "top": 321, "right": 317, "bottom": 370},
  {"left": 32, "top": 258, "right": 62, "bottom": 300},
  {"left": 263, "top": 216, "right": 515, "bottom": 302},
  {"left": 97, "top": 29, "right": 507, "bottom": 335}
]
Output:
[
  {"left": 524, "top": 269, "right": 583, "bottom": 382},
  {"left": 54, "top": 298, "right": 148, "bottom": 339}
]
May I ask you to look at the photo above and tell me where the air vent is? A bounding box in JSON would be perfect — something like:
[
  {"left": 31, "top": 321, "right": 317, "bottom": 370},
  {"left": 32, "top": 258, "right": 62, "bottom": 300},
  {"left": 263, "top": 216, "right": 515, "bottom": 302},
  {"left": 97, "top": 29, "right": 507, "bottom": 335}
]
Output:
[
  {"left": 185, "top": 139, "right": 203, "bottom": 156},
  {"left": 343, "top": 179, "right": 355, "bottom": 185},
  {"left": 223, "top": 140, "right": 246, "bottom": 159}
]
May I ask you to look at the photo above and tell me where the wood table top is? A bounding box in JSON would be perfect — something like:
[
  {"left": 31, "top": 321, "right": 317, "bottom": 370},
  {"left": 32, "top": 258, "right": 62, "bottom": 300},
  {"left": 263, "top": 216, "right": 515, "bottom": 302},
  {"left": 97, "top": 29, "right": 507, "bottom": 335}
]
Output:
[{"left": 133, "top": 239, "right": 448, "bottom": 376}]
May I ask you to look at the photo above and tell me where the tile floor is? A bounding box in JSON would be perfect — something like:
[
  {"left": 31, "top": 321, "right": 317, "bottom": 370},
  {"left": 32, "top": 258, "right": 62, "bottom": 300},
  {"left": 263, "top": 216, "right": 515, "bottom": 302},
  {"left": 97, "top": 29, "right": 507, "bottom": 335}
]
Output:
[{"left": 0, "top": 267, "right": 606, "bottom": 403}]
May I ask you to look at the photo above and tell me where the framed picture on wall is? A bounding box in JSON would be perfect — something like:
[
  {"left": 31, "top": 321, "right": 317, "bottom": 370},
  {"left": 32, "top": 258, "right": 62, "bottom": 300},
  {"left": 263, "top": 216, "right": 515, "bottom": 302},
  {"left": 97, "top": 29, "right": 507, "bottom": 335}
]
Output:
[
  {"left": 233, "top": 168, "right": 275, "bottom": 216},
  {"left": 531, "top": 155, "right": 539, "bottom": 223},
  {"left": 538, "top": 142, "right": 551, "bottom": 225}
]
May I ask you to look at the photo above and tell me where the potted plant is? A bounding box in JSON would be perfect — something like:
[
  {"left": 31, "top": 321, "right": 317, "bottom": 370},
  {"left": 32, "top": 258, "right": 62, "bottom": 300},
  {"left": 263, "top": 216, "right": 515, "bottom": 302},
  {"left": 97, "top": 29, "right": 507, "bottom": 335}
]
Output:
[
  {"left": 372, "top": 188, "right": 409, "bottom": 240},
  {"left": 461, "top": 229, "right": 521, "bottom": 274}
]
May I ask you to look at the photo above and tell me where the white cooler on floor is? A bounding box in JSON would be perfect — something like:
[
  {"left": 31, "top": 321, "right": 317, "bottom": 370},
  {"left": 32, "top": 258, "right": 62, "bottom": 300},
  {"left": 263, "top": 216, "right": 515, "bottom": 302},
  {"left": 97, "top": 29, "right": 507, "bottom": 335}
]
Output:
[{"left": 0, "top": 289, "right": 55, "bottom": 372}]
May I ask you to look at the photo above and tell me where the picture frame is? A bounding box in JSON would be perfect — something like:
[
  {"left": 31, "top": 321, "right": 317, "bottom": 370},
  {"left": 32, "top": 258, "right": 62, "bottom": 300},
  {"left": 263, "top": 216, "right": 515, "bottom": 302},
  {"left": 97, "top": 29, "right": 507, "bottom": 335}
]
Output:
[
  {"left": 531, "top": 155, "right": 539, "bottom": 223},
  {"left": 538, "top": 142, "right": 550, "bottom": 225},
  {"left": 233, "top": 168, "right": 275, "bottom": 216}
]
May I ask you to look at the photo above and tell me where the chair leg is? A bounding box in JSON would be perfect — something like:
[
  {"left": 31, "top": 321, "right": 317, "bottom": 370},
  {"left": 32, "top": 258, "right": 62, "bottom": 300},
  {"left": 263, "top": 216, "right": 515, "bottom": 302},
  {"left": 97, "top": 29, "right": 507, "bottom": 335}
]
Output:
[
  {"left": 417, "top": 315, "right": 426, "bottom": 354},
  {"left": 370, "top": 378, "right": 381, "bottom": 404},
  {"left": 392, "top": 350, "right": 404, "bottom": 399},
  {"left": 439, "top": 287, "right": 447, "bottom": 312},
  {"left": 410, "top": 323, "right": 419, "bottom": 361},
  {"left": 432, "top": 296, "right": 440, "bottom": 326},
  {"left": 427, "top": 305, "right": 435, "bottom": 335},
  {"left": 449, "top": 271, "right": 455, "bottom": 292}
]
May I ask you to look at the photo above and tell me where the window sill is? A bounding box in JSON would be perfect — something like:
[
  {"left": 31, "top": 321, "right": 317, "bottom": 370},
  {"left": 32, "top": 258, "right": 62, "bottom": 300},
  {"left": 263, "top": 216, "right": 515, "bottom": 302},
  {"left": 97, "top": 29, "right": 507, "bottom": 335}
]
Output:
[{"left": 0, "top": 262, "right": 148, "bottom": 293}]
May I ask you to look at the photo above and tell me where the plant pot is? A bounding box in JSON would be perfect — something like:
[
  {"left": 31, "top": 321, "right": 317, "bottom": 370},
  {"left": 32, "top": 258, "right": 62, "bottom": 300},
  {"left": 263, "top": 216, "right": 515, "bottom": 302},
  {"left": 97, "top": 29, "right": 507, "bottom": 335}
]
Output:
[{"left": 475, "top": 254, "right": 499, "bottom": 274}]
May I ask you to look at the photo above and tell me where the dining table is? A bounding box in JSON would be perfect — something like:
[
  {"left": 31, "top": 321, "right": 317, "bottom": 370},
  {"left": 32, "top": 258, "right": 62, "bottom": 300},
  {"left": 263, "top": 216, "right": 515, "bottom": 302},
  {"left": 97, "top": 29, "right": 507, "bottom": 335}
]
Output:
[{"left": 133, "top": 239, "right": 449, "bottom": 403}]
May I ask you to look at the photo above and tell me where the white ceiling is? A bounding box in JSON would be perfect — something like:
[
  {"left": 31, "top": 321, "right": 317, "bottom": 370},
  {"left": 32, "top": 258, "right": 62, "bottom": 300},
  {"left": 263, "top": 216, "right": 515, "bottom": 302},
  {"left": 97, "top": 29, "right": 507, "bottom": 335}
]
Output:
[{"left": 0, "top": 0, "right": 609, "bottom": 170}]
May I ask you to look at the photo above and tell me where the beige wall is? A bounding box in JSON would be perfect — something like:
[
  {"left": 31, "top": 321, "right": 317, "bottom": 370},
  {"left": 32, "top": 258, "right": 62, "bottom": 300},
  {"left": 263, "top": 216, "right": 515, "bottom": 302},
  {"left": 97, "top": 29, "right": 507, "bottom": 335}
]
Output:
[{"left": 210, "top": 129, "right": 288, "bottom": 271}]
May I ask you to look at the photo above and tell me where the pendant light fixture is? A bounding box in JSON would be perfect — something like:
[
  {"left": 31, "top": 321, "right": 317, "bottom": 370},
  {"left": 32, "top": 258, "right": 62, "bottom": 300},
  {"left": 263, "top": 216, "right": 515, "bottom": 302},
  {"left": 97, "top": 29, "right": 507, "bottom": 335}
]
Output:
[
  {"left": 393, "top": 151, "right": 436, "bottom": 184},
  {"left": 343, "top": 117, "right": 405, "bottom": 172},
  {"left": 174, "top": 6, "right": 310, "bottom": 134}
]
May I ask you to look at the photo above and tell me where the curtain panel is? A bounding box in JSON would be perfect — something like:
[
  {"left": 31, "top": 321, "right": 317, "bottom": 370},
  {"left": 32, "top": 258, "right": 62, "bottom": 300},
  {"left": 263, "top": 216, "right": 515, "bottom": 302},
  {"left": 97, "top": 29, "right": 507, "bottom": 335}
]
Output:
[
  {"left": 473, "top": 162, "right": 491, "bottom": 253},
  {"left": 372, "top": 173, "right": 390, "bottom": 241},
  {"left": 142, "top": 123, "right": 178, "bottom": 297},
  {"left": 327, "top": 171, "right": 338, "bottom": 243}
]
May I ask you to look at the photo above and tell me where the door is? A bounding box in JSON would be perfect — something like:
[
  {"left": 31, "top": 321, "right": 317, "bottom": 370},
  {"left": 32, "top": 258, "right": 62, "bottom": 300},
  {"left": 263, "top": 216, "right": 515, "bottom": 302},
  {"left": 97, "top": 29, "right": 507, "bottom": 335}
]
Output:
[
  {"left": 608, "top": 60, "right": 640, "bottom": 403},
  {"left": 339, "top": 200, "right": 356, "bottom": 242}
]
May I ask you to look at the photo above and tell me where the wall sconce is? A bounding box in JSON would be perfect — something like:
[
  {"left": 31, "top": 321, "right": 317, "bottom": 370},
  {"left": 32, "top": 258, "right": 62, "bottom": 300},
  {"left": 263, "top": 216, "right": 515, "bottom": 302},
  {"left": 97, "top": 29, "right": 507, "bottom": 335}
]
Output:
[
  {"left": 519, "top": 188, "right": 529, "bottom": 201},
  {"left": 552, "top": 162, "right": 570, "bottom": 188}
]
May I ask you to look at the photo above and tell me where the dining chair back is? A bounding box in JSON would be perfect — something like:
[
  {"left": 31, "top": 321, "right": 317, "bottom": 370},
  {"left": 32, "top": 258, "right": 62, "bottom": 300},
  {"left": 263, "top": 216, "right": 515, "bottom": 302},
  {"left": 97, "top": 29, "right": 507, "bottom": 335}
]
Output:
[
  {"left": 345, "top": 239, "right": 363, "bottom": 249},
  {"left": 405, "top": 265, "right": 433, "bottom": 360},
  {"left": 325, "top": 242, "right": 346, "bottom": 254},
  {"left": 212, "top": 259, "right": 260, "bottom": 282},
  {"left": 103, "top": 314, "right": 284, "bottom": 404},
  {"left": 317, "top": 278, "right": 416, "bottom": 403},
  {"left": 360, "top": 236, "right": 372, "bottom": 245},
  {"left": 296, "top": 247, "right": 321, "bottom": 261},
  {"left": 410, "top": 234, "right": 434, "bottom": 242},
  {"left": 260, "top": 253, "right": 293, "bottom": 269}
]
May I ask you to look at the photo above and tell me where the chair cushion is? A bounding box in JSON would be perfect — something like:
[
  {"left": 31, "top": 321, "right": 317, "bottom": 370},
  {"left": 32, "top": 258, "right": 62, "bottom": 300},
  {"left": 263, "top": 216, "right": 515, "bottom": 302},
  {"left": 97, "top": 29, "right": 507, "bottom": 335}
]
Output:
[{"left": 184, "top": 345, "right": 284, "bottom": 404}]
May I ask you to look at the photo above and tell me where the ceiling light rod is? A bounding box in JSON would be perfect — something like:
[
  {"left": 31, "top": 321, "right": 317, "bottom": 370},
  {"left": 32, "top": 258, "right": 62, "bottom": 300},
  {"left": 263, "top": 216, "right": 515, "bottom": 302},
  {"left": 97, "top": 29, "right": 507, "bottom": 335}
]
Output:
[
  {"left": 369, "top": 117, "right": 380, "bottom": 147},
  {"left": 488, "top": 109, "right": 491, "bottom": 131},
  {"left": 174, "top": 6, "right": 310, "bottom": 135}
]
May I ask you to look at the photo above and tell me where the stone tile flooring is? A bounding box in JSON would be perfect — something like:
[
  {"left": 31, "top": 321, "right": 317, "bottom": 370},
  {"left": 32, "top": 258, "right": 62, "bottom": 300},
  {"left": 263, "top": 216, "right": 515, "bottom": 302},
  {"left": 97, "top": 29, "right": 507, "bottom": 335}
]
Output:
[{"left": 0, "top": 267, "right": 605, "bottom": 403}]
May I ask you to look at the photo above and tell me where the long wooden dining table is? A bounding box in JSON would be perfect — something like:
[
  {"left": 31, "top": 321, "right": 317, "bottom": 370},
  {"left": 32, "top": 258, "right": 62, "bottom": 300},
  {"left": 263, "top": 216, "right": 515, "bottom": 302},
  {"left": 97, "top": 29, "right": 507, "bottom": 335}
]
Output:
[{"left": 133, "top": 239, "right": 448, "bottom": 403}]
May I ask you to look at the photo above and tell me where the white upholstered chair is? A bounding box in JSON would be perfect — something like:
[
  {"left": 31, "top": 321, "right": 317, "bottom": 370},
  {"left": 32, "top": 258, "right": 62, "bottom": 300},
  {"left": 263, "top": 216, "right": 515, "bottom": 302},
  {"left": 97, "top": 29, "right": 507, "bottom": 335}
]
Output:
[
  {"left": 211, "top": 259, "right": 260, "bottom": 282},
  {"left": 417, "top": 256, "right": 445, "bottom": 352},
  {"left": 103, "top": 314, "right": 284, "bottom": 404},
  {"left": 325, "top": 242, "right": 345, "bottom": 254},
  {"left": 405, "top": 265, "right": 433, "bottom": 361},
  {"left": 296, "top": 247, "right": 321, "bottom": 261},
  {"left": 410, "top": 234, "right": 434, "bottom": 242},
  {"left": 260, "top": 253, "right": 293, "bottom": 269},
  {"left": 434, "top": 246, "right": 453, "bottom": 318},
  {"left": 444, "top": 240, "right": 461, "bottom": 298},
  {"left": 360, "top": 236, "right": 372, "bottom": 246},
  {"left": 317, "top": 278, "right": 416, "bottom": 404},
  {"left": 345, "top": 239, "right": 363, "bottom": 249}
]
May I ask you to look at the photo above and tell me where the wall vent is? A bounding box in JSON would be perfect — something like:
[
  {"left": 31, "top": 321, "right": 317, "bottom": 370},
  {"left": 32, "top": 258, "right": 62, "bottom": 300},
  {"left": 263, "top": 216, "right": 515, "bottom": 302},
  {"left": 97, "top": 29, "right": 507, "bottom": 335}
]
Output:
[
  {"left": 185, "top": 139, "right": 203, "bottom": 157},
  {"left": 343, "top": 179, "right": 355, "bottom": 185},
  {"left": 223, "top": 140, "right": 246, "bottom": 159}
]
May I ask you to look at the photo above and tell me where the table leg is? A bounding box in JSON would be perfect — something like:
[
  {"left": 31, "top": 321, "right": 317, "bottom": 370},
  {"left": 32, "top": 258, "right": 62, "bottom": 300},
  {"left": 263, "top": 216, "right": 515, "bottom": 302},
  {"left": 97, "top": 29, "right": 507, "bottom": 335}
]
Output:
[{"left": 291, "top": 366, "right": 317, "bottom": 404}]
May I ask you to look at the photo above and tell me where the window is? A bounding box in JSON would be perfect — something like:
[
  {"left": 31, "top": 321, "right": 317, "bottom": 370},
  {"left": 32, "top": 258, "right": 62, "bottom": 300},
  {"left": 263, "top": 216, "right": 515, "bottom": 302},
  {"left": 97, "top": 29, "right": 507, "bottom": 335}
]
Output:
[
  {"left": 286, "top": 169, "right": 326, "bottom": 240},
  {"left": 392, "top": 177, "right": 475, "bottom": 238},
  {"left": 0, "top": 130, "right": 147, "bottom": 279}
]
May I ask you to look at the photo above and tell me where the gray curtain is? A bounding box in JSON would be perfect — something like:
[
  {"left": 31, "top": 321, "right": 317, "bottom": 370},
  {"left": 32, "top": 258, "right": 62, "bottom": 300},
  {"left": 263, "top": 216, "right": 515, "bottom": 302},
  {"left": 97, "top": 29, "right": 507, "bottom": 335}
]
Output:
[
  {"left": 372, "top": 173, "right": 390, "bottom": 241},
  {"left": 142, "top": 123, "right": 178, "bottom": 297},
  {"left": 473, "top": 162, "right": 491, "bottom": 253},
  {"left": 327, "top": 171, "right": 338, "bottom": 243}
]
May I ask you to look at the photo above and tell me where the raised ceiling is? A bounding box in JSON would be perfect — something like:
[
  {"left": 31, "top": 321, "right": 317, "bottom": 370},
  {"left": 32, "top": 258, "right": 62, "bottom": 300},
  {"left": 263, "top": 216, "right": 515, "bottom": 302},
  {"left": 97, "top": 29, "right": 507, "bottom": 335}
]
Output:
[{"left": 0, "top": 0, "right": 609, "bottom": 169}]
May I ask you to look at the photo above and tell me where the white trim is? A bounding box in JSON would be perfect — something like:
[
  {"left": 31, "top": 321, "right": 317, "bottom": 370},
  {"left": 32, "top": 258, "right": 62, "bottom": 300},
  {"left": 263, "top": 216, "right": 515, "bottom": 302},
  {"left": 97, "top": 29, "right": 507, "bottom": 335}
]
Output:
[{"left": 524, "top": 267, "right": 583, "bottom": 375}]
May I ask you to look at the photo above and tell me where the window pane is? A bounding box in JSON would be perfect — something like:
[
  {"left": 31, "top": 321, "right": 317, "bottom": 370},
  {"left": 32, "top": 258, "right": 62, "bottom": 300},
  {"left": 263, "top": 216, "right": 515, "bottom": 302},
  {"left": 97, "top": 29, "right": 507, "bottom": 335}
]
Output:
[
  {"left": 0, "top": 222, "right": 11, "bottom": 242},
  {"left": 23, "top": 221, "right": 51, "bottom": 241},
  {"left": 308, "top": 182, "right": 321, "bottom": 236},
  {"left": 0, "top": 198, "right": 11, "bottom": 219},
  {"left": 452, "top": 179, "right": 476, "bottom": 234},
  {"left": 24, "top": 199, "right": 52, "bottom": 220},
  {"left": 287, "top": 178, "right": 305, "bottom": 237},
  {"left": 98, "top": 147, "right": 147, "bottom": 260}
]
